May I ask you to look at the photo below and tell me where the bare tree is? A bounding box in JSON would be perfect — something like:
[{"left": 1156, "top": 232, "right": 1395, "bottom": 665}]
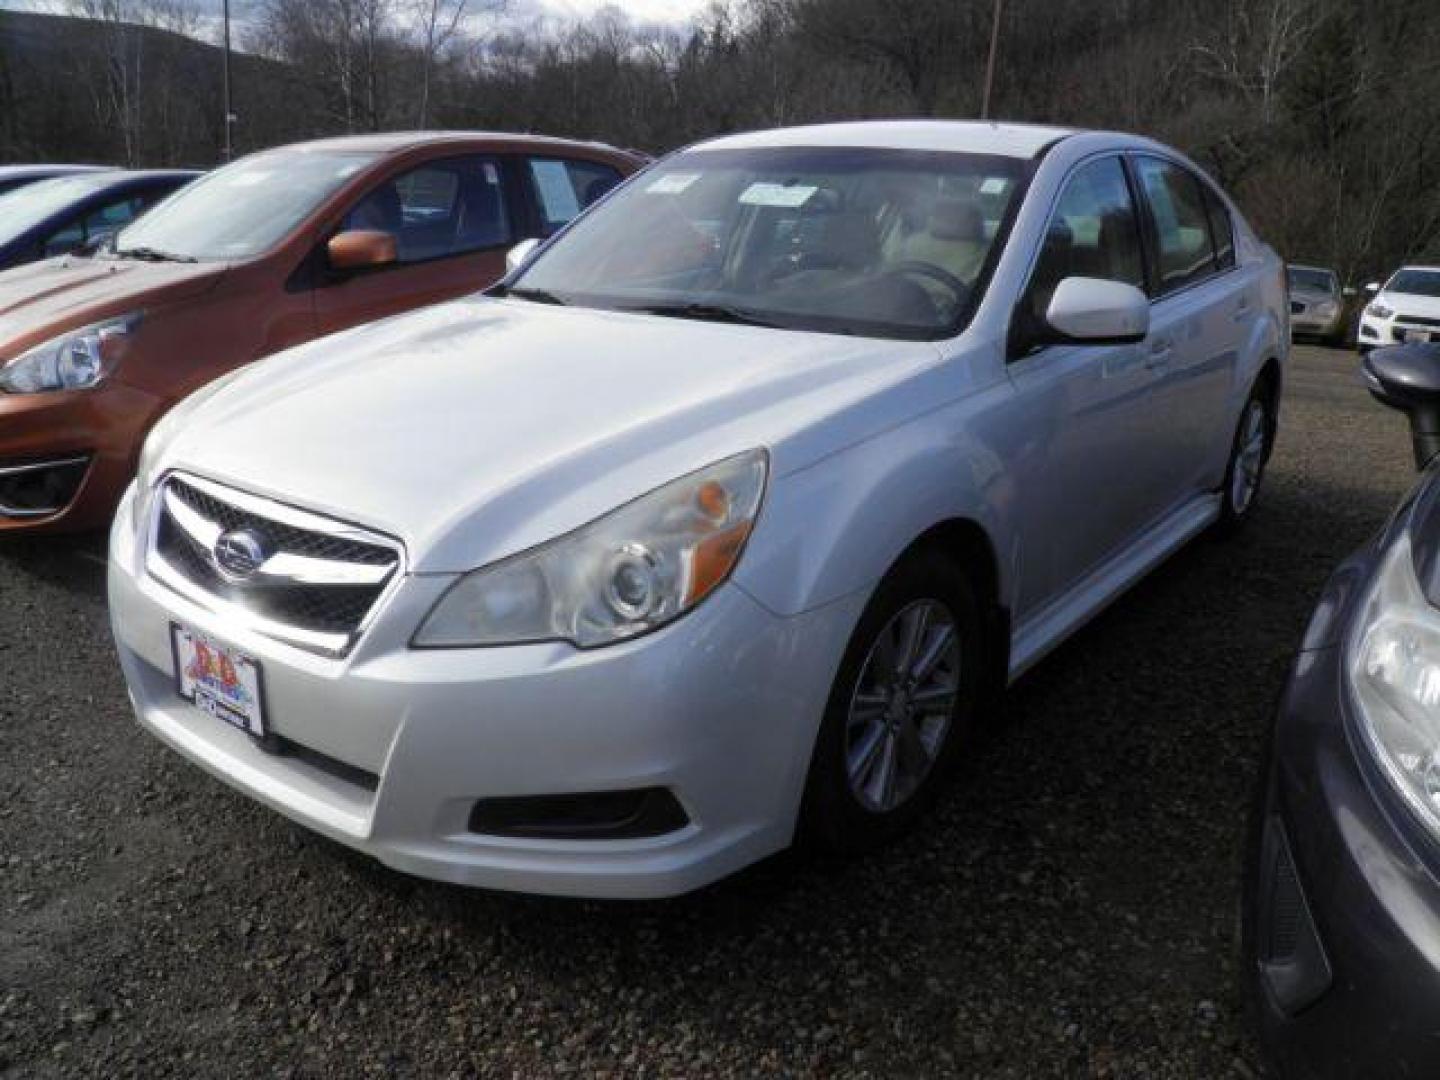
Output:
[{"left": 1192, "top": 0, "right": 1318, "bottom": 124}]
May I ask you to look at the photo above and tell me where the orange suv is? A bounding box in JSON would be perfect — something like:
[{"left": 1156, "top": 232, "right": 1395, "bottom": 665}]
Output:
[{"left": 0, "top": 132, "right": 641, "bottom": 532}]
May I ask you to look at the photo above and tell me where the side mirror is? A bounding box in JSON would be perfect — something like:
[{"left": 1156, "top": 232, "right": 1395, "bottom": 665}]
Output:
[
  {"left": 1365, "top": 282, "right": 1381, "bottom": 295},
  {"left": 506, "top": 237, "right": 541, "bottom": 274},
  {"left": 1042, "top": 277, "right": 1150, "bottom": 345},
  {"left": 328, "top": 229, "right": 397, "bottom": 273},
  {"left": 1363, "top": 343, "right": 1440, "bottom": 469}
]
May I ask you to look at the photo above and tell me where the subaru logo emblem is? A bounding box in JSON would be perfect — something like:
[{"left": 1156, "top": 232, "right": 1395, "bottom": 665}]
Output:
[{"left": 213, "top": 528, "right": 270, "bottom": 581}]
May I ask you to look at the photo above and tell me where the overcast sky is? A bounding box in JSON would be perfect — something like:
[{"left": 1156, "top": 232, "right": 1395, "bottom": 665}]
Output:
[{"left": 0, "top": 0, "right": 714, "bottom": 30}]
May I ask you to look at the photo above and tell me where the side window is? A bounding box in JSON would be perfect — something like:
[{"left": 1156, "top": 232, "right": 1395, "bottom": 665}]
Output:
[
  {"left": 1134, "top": 156, "right": 1217, "bottom": 294},
  {"left": 42, "top": 217, "right": 86, "bottom": 257},
  {"left": 1024, "top": 156, "right": 1145, "bottom": 323},
  {"left": 1202, "top": 184, "right": 1235, "bottom": 272},
  {"left": 82, "top": 196, "right": 143, "bottom": 238},
  {"left": 344, "top": 156, "right": 511, "bottom": 264},
  {"left": 527, "top": 158, "right": 623, "bottom": 236}
]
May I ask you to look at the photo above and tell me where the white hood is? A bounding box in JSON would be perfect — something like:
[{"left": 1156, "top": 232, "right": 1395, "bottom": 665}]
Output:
[{"left": 161, "top": 296, "right": 943, "bottom": 572}]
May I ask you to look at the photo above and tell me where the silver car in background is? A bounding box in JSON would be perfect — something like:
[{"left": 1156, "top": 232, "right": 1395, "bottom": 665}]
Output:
[
  {"left": 108, "top": 121, "right": 1289, "bottom": 897},
  {"left": 1287, "top": 264, "right": 1348, "bottom": 344}
]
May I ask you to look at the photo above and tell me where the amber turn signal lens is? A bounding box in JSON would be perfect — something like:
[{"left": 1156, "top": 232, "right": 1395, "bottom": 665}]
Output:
[{"left": 686, "top": 521, "right": 752, "bottom": 605}]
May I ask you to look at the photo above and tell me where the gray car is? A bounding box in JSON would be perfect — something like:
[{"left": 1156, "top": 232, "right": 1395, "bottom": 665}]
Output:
[
  {"left": 1248, "top": 340, "right": 1440, "bottom": 1074},
  {"left": 1287, "top": 264, "right": 1349, "bottom": 343}
]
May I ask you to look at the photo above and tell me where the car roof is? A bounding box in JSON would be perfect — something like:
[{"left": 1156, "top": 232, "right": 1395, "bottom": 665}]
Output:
[
  {"left": 692, "top": 120, "right": 1079, "bottom": 158},
  {"left": 1395, "top": 266, "right": 1440, "bottom": 275},
  {"left": 274, "top": 131, "right": 635, "bottom": 159},
  {"left": 0, "top": 164, "right": 108, "bottom": 178},
  {"left": 109, "top": 169, "right": 202, "bottom": 181},
  {"left": 27, "top": 169, "right": 198, "bottom": 192}
]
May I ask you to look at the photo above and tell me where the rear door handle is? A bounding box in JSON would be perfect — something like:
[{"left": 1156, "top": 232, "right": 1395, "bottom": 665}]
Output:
[
  {"left": 1232, "top": 297, "right": 1253, "bottom": 323},
  {"left": 1146, "top": 340, "right": 1173, "bottom": 369}
]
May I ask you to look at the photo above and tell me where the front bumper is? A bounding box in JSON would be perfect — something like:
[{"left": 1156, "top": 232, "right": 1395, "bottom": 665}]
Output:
[
  {"left": 1250, "top": 643, "right": 1440, "bottom": 1076},
  {"left": 1289, "top": 301, "right": 1342, "bottom": 338},
  {"left": 0, "top": 381, "right": 161, "bottom": 533},
  {"left": 108, "top": 485, "right": 865, "bottom": 898},
  {"left": 1357, "top": 312, "right": 1440, "bottom": 351}
]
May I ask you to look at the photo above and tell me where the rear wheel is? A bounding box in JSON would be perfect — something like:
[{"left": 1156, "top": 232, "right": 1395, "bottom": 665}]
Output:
[
  {"left": 800, "top": 549, "right": 985, "bottom": 855},
  {"left": 1218, "top": 387, "right": 1274, "bottom": 530}
]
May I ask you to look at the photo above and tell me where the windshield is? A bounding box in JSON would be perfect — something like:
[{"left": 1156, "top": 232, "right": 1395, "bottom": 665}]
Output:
[
  {"left": 1387, "top": 269, "right": 1440, "bottom": 298},
  {"left": 0, "top": 173, "right": 122, "bottom": 246},
  {"left": 509, "top": 146, "right": 1030, "bottom": 339},
  {"left": 1287, "top": 266, "right": 1335, "bottom": 293},
  {"left": 115, "top": 150, "right": 377, "bottom": 262}
]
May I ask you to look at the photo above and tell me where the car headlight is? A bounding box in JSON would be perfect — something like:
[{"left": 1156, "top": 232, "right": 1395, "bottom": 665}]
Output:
[
  {"left": 0, "top": 313, "right": 141, "bottom": 394},
  {"left": 1367, "top": 300, "right": 1395, "bottom": 319},
  {"left": 1349, "top": 533, "right": 1440, "bottom": 834},
  {"left": 414, "top": 449, "right": 768, "bottom": 649}
]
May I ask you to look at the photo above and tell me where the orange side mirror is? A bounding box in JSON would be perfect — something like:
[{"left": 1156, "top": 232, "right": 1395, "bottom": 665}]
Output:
[{"left": 328, "top": 229, "right": 397, "bottom": 272}]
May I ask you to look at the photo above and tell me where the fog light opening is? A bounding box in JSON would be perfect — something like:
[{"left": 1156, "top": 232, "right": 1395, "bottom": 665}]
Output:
[
  {"left": 0, "top": 455, "right": 90, "bottom": 518},
  {"left": 1257, "top": 816, "right": 1332, "bottom": 1016},
  {"left": 468, "top": 787, "right": 690, "bottom": 840}
]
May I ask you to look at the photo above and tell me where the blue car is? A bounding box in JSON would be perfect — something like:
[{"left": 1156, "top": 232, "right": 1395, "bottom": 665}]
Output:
[
  {"left": 0, "top": 169, "right": 199, "bottom": 271},
  {"left": 0, "top": 164, "right": 107, "bottom": 197}
]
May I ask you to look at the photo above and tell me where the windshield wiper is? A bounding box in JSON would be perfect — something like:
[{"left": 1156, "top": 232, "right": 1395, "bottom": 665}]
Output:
[
  {"left": 627, "top": 301, "right": 781, "bottom": 328},
  {"left": 503, "top": 286, "right": 567, "bottom": 306},
  {"left": 114, "top": 245, "right": 198, "bottom": 264}
]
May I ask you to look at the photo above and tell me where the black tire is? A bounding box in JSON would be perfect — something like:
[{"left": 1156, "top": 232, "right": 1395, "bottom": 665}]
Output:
[
  {"left": 1217, "top": 383, "right": 1276, "bottom": 532},
  {"left": 799, "top": 548, "right": 985, "bottom": 855}
]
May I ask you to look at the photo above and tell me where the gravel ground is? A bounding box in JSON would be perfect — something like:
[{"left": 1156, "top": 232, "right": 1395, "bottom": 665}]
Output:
[{"left": 0, "top": 345, "right": 1416, "bottom": 1078}]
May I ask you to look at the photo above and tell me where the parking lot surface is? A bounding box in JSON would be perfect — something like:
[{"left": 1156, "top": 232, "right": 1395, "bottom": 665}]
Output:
[{"left": 0, "top": 345, "right": 1414, "bottom": 1077}]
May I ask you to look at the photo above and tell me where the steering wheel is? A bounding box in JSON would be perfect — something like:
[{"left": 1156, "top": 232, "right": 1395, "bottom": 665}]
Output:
[{"left": 888, "top": 260, "right": 970, "bottom": 305}]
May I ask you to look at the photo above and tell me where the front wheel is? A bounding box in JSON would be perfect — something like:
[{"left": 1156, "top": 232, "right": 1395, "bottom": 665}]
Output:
[
  {"left": 800, "top": 550, "right": 985, "bottom": 855},
  {"left": 1218, "top": 389, "right": 1274, "bottom": 530}
]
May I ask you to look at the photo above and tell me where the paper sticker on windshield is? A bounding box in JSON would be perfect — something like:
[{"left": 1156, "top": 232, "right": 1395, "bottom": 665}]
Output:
[
  {"left": 646, "top": 173, "right": 700, "bottom": 195},
  {"left": 980, "top": 176, "right": 1011, "bottom": 195},
  {"left": 739, "top": 182, "right": 818, "bottom": 208},
  {"left": 483, "top": 162, "right": 499, "bottom": 185}
]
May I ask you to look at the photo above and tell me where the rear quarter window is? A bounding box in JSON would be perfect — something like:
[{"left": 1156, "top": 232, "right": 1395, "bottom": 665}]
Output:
[
  {"left": 527, "top": 158, "right": 624, "bottom": 235},
  {"left": 1134, "top": 156, "right": 1219, "bottom": 295}
]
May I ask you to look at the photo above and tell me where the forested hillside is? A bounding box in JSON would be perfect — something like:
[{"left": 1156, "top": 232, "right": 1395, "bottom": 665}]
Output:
[{"left": 0, "top": 0, "right": 1434, "bottom": 282}]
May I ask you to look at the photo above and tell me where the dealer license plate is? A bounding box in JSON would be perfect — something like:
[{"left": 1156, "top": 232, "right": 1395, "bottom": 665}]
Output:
[{"left": 171, "top": 623, "right": 267, "bottom": 738}]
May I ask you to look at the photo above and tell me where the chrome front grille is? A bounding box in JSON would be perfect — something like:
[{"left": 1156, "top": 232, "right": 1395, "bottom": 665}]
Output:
[{"left": 146, "top": 473, "right": 403, "bottom": 657}]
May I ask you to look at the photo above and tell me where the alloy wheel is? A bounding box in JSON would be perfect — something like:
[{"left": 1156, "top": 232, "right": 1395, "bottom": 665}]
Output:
[
  {"left": 1231, "top": 400, "right": 1268, "bottom": 515},
  {"left": 844, "top": 599, "right": 961, "bottom": 813}
]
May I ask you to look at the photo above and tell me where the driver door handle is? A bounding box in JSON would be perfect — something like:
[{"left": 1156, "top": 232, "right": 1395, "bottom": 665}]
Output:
[{"left": 1146, "top": 339, "right": 1174, "bottom": 370}]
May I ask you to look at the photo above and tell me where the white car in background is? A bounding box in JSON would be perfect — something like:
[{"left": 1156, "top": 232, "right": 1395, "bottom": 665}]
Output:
[
  {"left": 108, "top": 121, "right": 1288, "bottom": 898},
  {"left": 1358, "top": 266, "right": 1440, "bottom": 354}
]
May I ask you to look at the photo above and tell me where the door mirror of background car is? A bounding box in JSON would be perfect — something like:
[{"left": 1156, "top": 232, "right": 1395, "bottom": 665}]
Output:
[
  {"left": 1363, "top": 343, "right": 1440, "bottom": 469},
  {"left": 328, "top": 229, "right": 397, "bottom": 273},
  {"left": 1365, "top": 282, "right": 1381, "bottom": 294},
  {"left": 1042, "top": 276, "right": 1150, "bottom": 346},
  {"left": 1343, "top": 286, "right": 1357, "bottom": 298},
  {"left": 506, "top": 237, "right": 541, "bottom": 274}
]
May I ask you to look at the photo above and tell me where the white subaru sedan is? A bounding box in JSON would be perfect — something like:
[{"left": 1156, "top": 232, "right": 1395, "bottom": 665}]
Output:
[{"left": 108, "top": 122, "right": 1287, "bottom": 897}]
